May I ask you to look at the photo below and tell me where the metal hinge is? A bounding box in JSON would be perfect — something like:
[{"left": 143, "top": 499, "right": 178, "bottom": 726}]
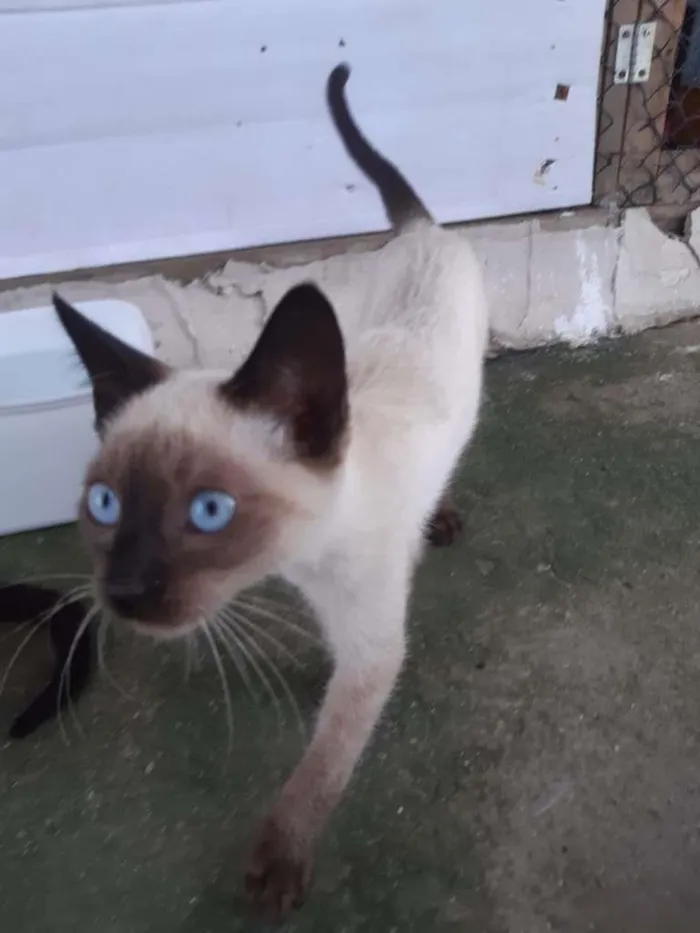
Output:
[{"left": 614, "top": 22, "right": 657, "bottom": 84}]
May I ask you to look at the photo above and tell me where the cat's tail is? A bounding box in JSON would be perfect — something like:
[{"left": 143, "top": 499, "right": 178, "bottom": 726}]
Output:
[{"left": 326, "top": 63, "right": 432, "bottom": 231}]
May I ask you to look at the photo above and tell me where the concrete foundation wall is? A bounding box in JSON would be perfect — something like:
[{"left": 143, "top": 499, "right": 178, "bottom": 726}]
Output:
[{"left": 1, "top": 207, "right": 699, "bottom": 366}]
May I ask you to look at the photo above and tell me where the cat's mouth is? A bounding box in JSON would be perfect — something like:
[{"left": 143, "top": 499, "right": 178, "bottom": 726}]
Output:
[
  {"left": 97, "top": 573, "right": 208, "bottom": 639},
  {"left": 128, "top": 617, "right": 202, "bottom": 641},
  {"left": 101, "top": 598, "right": 204, "bottom": 641}
]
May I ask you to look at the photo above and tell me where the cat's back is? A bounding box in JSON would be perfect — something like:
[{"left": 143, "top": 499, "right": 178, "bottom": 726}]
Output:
[
  {"left": 326, "top": 222, "right": 487, "bottom": 424},
  {"left": 330, "top": 223, "right": 483, "bottom": 336}
]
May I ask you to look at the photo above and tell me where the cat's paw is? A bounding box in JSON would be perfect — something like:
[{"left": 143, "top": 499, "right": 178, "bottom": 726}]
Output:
[
  {"left": 426, "top": 503, "right": 463, "bottom": 547},
  {"left": 244, "top": 819, "right": 312, "bottom": 920}
]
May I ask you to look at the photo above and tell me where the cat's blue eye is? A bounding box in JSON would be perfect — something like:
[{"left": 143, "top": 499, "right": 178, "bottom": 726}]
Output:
[
  {"left": 86, "top": 482, "right": 121, "bottom": 526},
  {"left": 189, "top": 490, "right": 236, "bottom": 533}
]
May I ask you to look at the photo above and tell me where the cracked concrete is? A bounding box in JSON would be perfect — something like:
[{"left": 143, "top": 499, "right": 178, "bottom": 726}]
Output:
[
  {"left": 615, "top": 209, "right": 700, "bottom": 332},
  {"left": 2, "top": 207, "right": 700, "bottom": 364}
]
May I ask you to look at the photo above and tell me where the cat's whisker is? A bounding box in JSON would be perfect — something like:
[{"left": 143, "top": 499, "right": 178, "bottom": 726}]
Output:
[
  {"left": 246, "top": 590, "right": 314, "bottom": 627},
  {"left": 33, "top": 585, "right": 94, "bottom": 635},
  {"left": 58, "top": 603, "right": 99, "bottom": 742},
  {"left": 210, "top": 618, "right": 260, "bottom": 707},
  {"left": 0, "top": 583, "right": 92, "bottom": 644},
  {"left": 228, "top": 607, "right": 305, "bottom": 671},
  {"left": 216, "top": 614, "right": 284, "bottom": 729},
  {"left": 47, "top": 584, "right": 93, "bottom": 618},
  {"left": 34, "top": 583, "right": 92, "bottom": 620},
  {"left": 50, "top": 592, "right": 97, "bottom": 746},
  {"left": 245, "top": 628, "right": 306, "bottom": 741},
  {"left": 0, "top": 584, "right": 90, "bottom": 679},
  {"left": 96, "top": 615, "right": 135, "bottom": 702},
  {"left": 234, "top": 595, "right": 320, "bottom": 647},
  {"left": 183, "top": 632, "right": 196, "bottom": 685},
  {"left": 244, "top": 589, "right": 306, "bottom": 617},
  {"left": 226, "top": 613, "right": 306, "bottom": 740},
  {"left": 199, "top": 620, "right": 234, "bottom": 757}
]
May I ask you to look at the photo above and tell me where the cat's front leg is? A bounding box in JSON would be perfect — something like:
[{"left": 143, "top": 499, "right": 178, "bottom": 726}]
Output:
[{"left": 244, "top": 567, "right": 408, "bottom": 917}]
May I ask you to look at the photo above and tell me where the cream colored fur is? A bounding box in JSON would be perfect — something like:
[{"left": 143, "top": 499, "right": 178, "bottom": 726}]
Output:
[
  {"left": 108, "top": 217, "right": 488, "bottom": 897},
  {"left": 274, "top": 221, "right": 488, "bottom": 859}
]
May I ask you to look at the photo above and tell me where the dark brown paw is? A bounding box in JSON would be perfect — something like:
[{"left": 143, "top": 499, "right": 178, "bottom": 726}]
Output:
[
  {"left": 426, "top": 504, "right": 463, "bottom": 547},
  {"left": 244, "top": 821, "right": 312, "bottom": 921}
]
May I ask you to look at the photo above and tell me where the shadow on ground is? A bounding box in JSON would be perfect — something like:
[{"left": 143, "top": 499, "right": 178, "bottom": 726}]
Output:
[{"left": 3, "top": 322, "right": 700, "bottom": 932}]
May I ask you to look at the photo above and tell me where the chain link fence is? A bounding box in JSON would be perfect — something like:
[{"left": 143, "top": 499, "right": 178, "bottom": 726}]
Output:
[{"left": 595, "top": 0, "right": 700, "bottom": 208}]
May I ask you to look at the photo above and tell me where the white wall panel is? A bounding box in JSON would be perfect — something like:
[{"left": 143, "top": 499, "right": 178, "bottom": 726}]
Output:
[{"left": 0, "top": 0, "right": 606, "bottom": 278}]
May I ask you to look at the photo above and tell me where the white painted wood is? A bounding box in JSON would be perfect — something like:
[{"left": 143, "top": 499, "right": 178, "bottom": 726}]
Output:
[
  {"left": 0, "top": 0, "right": 195, "bottom": 10},
  {"left": 0, "top": 0, "right": 607, "bottom": 278}
]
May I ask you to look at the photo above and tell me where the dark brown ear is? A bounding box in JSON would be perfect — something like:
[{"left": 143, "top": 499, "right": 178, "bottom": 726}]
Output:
[
  {"left": 53, "top": 293, "right": 168, "bottom": 432},
  {"left": 220, "top": 283, "right": 348, "bottom": 462}
]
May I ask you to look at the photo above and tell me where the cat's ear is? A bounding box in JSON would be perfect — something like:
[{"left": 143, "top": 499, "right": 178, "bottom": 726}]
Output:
[
  {"left": 53, "top": 293, "right": 168, "bottom": 431},
  {"left": 220, "top": 283, "right": 348, "bottom": 462}
]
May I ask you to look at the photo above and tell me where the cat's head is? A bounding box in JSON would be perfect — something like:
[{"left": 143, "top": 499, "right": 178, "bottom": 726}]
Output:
[{"left": 54, "top": 285, "right": 348, "bottom": 638}]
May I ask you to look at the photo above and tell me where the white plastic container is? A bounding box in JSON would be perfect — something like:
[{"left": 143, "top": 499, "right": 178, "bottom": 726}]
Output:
[{"left": 0, "top": 300, "right": 154, "bottom": 536}]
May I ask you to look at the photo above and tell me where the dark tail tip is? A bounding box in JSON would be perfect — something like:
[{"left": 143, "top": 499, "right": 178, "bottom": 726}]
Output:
[
  {"left": 325, "top": 62, "right": 431, "bottom": 231},
  {"left": 328, "top": 62, "right": 351, "bottom": 97},
  {"left": 326, "top": 64, "right": 352, "bottom": 129}
]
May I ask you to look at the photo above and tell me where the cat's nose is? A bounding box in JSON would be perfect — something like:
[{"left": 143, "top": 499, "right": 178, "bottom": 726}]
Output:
[{"left": 105, "top": 577, "right": 164, "bottom": 619}]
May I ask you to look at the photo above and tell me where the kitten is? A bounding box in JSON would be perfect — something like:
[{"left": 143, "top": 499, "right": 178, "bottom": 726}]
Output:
[
  {"left": 52, "top": 62, "right": 488, "bottom": 916},
  {"left": 0, "top": 583, "right": 94, "bottom": 739}
]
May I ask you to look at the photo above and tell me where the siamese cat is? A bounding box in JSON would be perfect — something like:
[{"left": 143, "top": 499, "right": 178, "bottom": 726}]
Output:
[{"left": 52, "top": 63, "right": 488, "bottom": 916}]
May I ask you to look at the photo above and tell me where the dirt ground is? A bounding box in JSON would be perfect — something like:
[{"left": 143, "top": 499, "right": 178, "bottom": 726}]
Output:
[{"left": 2, "top": 321, "right": 700, "bottom": 932}]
